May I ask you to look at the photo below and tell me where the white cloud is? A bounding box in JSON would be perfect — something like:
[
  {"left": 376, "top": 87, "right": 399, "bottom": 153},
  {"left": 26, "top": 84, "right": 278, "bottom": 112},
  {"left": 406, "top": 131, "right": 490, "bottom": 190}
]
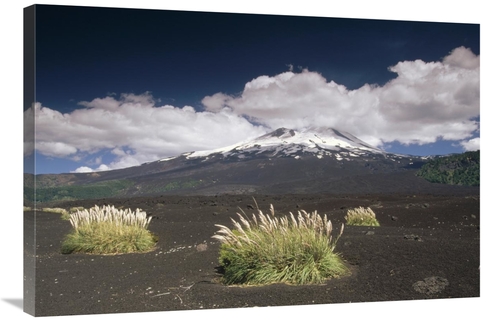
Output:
[
  {"left": 96, "top": 164, "right": 111, "bottom": 171},
  {"left": 202, "top": 46, "right": 479, "bottom": 148},
  {"left": 72, "top": 166, "right": 93, "bottom": 173},
  {"left": 443, "top": 46, "right": 480, "bottom": 69},
  {"left": 72, "top": 164, "right": 112, "bottom": 173},
  {"left": 460, "top": 137, "right": 480, "bottom": 151},
  {"left": 36, "top": 142, "right": 78, "bottom": 158},
  {"left": 28, "top": 93, "right": 267, "bottom": 172}
]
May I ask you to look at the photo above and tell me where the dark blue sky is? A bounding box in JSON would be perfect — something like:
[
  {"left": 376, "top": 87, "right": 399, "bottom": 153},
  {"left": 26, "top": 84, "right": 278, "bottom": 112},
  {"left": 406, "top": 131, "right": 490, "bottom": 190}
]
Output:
[
  {"left": 35, "top": 5, "right": 479, "bottom": 110},
  {"left": 27, "top": 4, "right": 480, "bottom": 174}
]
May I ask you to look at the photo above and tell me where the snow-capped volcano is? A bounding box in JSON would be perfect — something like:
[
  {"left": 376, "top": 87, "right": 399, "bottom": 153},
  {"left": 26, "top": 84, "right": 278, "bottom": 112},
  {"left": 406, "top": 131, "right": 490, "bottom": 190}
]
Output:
[
  {"left": 32, "top": 127, "right": 438, "bottom": 200},
  {"left": 163, "top": 127, "right": 387, "bottom": 162}
]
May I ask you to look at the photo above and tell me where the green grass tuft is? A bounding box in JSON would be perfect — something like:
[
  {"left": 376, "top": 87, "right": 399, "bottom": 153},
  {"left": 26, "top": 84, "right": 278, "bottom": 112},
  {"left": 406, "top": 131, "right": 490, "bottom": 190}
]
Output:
[
  {"left": 61, "top": 205, "right": 157, "bottom": 255},
  {"left": 41, "top": 207, "right": 68, "bottom": 215},
  {"left": 213, "top": 203, "right": 350, "bottom": 286},
  {"left": 345, "top": 207, "right": 380, "bottom": 226}
]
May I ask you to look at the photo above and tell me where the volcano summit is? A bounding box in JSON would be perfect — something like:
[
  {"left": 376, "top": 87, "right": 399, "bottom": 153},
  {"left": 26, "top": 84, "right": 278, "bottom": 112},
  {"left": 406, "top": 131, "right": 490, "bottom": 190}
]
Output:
[{"left": 178, "top": 127, "right": 386, "bottom": 162}]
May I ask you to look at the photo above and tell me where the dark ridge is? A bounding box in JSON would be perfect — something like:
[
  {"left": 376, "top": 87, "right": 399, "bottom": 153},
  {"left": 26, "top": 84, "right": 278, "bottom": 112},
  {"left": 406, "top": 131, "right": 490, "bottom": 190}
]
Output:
[
  {"left": 270, "top": 127, "right": 290, "bottom": 137},
  {"left": 332, "top": 129, "right": 354, "bottom": 142}
]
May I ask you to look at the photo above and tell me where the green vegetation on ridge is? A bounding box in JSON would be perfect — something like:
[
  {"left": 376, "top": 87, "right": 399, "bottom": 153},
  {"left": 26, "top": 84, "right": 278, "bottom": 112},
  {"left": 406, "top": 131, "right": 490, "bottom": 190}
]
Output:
[
  {"left": 24, "top": 179, "right": 134, "bottom": 203},
  {"left": 416, "top": 151, "right": 479, "bottom": 186},
  {"left": 164, "top": 179, "right": 203, "bottom": 191}
]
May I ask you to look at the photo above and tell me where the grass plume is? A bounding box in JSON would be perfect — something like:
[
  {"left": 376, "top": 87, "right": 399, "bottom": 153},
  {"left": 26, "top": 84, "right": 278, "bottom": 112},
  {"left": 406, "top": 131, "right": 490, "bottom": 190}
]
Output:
[
  {"left": 61, "top": 205, "right": 157, "bottom": 255},
  {"left": 345, "top": 207, "right": 380, "bottom": 226},
  {"left": 213, "top": 204, "right": 349, "bottom": 286}
]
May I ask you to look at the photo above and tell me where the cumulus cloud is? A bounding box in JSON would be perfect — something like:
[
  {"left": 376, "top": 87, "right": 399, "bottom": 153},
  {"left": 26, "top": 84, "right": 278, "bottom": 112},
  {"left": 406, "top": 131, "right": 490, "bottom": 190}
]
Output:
[
  {"left": 460, "top": 137, "right": 480, "bottom": 151},
  {"left": 202, "top": 46, "right": 479, "bottom": 147},
  {"left": 72, "top": 166, "right": 93, "bottom": 173},
  {"left": 28, "top": 46, "right": 479, "bottom": 172},
  {"left": 443, "top": 46, "right": 480, "bottom": 69},
  {"left": 36, "top": 142, "right": 78, "bottom": 158},
  {"left": 28, "top": 93, "right": 267, "bottom": 172}
]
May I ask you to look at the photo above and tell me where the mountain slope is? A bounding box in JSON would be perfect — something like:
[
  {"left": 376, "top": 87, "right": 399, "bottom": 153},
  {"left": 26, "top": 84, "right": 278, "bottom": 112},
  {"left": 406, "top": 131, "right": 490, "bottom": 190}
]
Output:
[{"left": 25, "top": 127, "right": 478, "bottom": 203}]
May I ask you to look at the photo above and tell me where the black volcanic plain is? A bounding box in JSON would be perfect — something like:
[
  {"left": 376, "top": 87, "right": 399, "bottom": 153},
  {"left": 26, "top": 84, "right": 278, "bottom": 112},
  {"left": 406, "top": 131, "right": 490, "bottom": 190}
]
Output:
[{"left": 27, "top": 189, "right": 479, "bottom": 316}]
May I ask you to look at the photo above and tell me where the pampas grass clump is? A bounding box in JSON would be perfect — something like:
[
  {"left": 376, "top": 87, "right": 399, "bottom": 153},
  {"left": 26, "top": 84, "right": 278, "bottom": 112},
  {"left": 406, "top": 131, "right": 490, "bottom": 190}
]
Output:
[
  {"left": 61, "top": 205, "right": 157, "bottom": 255},
  {"left": 41, "top": 207, "right": 72, "bottom": 220},
  {"left": 213, "top": 204, "right": 349, "bottom": 286},
  {"left": 345, "top": 207, "right": 380, "bottom": 226},
  {"left": 42, "top": 207, "right": 68, "bottom": 215},
  {"left": 69, "top": 206, "right": 85, "bottom": 213}
]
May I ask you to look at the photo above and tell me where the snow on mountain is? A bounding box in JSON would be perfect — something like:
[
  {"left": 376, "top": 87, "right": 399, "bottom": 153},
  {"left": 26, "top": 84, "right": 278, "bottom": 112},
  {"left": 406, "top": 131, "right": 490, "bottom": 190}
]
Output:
[{"left": 160, "top": 127, "right": 393, "bottom": 163}]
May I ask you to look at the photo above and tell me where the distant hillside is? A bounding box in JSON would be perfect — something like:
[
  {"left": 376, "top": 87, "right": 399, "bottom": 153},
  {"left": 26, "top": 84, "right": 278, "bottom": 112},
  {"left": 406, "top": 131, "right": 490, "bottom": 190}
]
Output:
[
  {"left": 24, "top": 178, "right": 134, "bottom": 204},
  {"left": 416, "top": 151, "right": 479, "bottom": 186}
]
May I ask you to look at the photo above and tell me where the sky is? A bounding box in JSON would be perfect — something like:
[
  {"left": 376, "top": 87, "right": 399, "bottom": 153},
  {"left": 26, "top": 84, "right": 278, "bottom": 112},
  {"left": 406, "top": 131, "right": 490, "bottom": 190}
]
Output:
[{"left": 23, "top": 4, "right": 480, "bottom": 174}]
